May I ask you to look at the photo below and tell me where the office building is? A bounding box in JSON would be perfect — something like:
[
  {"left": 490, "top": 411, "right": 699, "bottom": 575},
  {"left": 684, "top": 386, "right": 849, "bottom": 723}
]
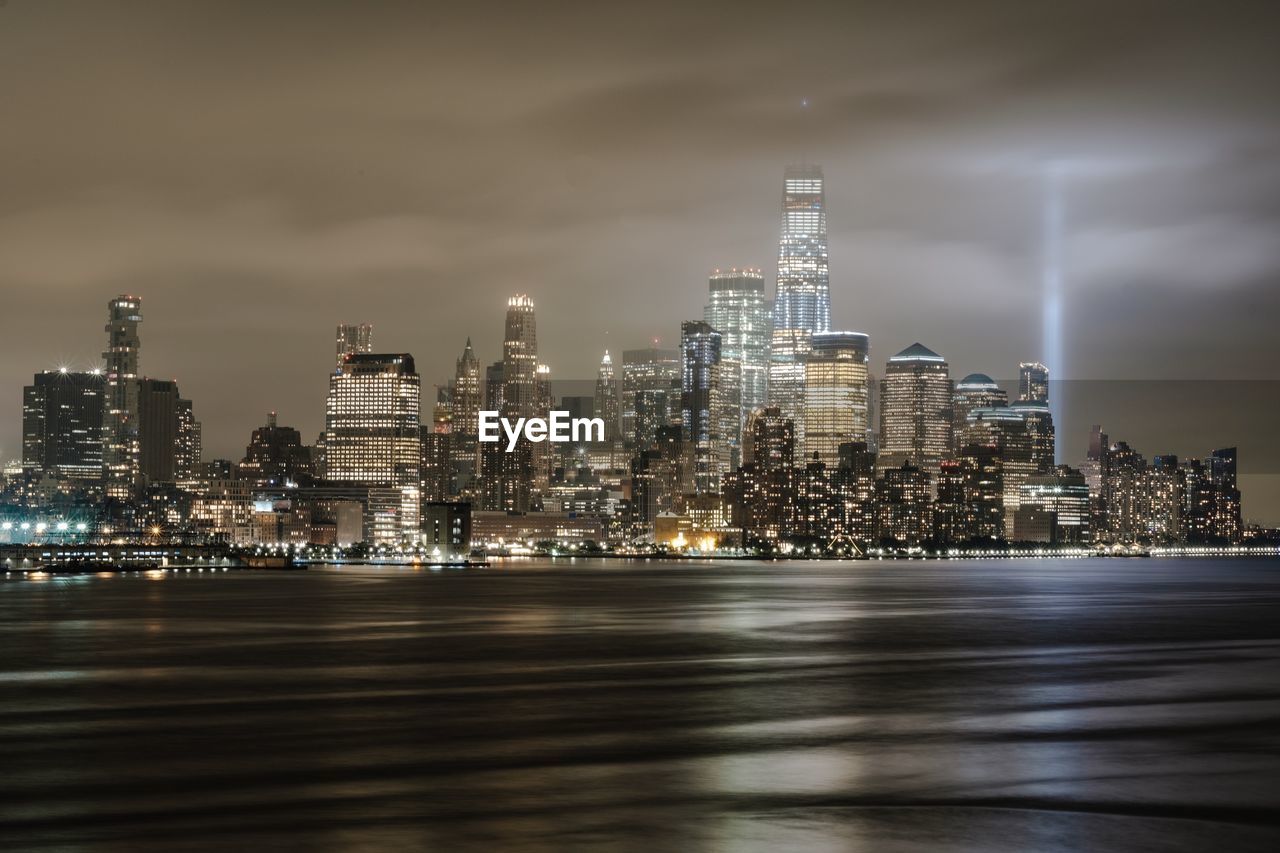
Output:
[
  {"left": 1019, "top": 361, "right": 1049, "bottom": 403},
  {"left": 22, "top": 369, "right": 105, "bottom": 482},
  {"left": 877, "top": 343, "right": 952, "bottom": 481},
  {"left": 323, "top": 353, "right": 422, "bottom": 542},
  {"left": 103, "top": 295, "right": 143, "bottom": 497},
  {"left": 803, "top": 331, "right": 870, "bottom": 467},
  {"left": 335, "top": 323, "right": 373, "bottom": 368},
  {"left": 705, "top": 268, "right": 769, "bottom": 440},
  {"left": 621, "top": 347, "right": 680, "bottom": 448},
  {"left": 952, "top": 373, "right": 1008, "bottom": 449},
  {"left": 681, "top": 321, "right": 728, "bottom": 494}
]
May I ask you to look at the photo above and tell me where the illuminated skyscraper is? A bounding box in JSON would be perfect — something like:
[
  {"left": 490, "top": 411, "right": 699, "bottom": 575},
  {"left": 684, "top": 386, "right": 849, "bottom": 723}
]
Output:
[
  {"left": 482, "top": 296, "right": 539, "bottom": 511},
  {"left": 681, "top": 321, "right": 728, "bottom": 494},
  {"left": 877, "top": 343, "right": 951, "bottom": 482},
  {"left": 803, "top": 332, "right": 870, "bottom": 467},
  {"left": 449, "top": 338, "right": 482, "bottom": 495},
  {"left": 621, "top": 347, "right": 680, "bottom": 447},
  {"left": 103, "top": 295, "right": 143, "bottom": 498},
  {"left": 1010, "top": 399, "right": 1056, "bottom": 474},
  {"left": 952, "top": 373, "right": 1007, "bottom": 449},
  {"left": 1019, "top": 361, "right": 1049, "bottom": 403},
  {"left": 335, "top": 323, "right": 373, "bottom": 368},
  {"left": 769, "top": 164, "right": 830, "bottom": 445},
  {"left": 175, "top": 397, "right": 201, "bottom": 480},
  {"left": 22, "top": 369, "right": 105, "bottom": 482},
  {"left": 963, "top": 406, "right": 1035, "bottom": 537},
  {"left": 704, "top": 268, "right": 769, "bottom": 445},
  {"left": 324, "top": 353, "right": 422, "bottom": 542},
  {"left": 773, "top": 164, "right": 829, "bottom": 336},
  {"left": 594, "top": 351, "right": 620, "bottom": 440}
]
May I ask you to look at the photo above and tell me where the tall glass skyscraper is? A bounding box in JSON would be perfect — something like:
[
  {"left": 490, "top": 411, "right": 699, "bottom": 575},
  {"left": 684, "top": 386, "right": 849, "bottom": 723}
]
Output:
[
  {"left": 773, "top": 164, "right": 830, "bottom": 335},
  {"left": 769, "top": 165, "right": 830, "bottom": 445},
  {"left": 681, "top": 321, "right": 728, "bottom": 494},
  {"left": 704, "top": 268, "right": 769, "bottom": 456}
]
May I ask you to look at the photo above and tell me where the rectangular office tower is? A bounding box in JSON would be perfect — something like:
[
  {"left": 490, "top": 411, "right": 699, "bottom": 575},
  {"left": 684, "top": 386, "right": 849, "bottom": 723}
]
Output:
[
  {"left": 324, "top": 353, "right": 422, "bottom": 542},
  {"left": 22, "top": 369, "right": 106, "bottom": 482},
  {"left": 704, "top": 268, "right": 769, "bottom": 458},
  {"left": 803, "top": 332, "right": 870, "bottom": 467}
]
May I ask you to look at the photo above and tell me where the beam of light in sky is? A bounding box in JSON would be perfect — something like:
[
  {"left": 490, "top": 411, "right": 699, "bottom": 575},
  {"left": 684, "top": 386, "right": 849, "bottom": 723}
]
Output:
[{"left": 1043, "top": 165, "right": 1064, "bottom": 464}]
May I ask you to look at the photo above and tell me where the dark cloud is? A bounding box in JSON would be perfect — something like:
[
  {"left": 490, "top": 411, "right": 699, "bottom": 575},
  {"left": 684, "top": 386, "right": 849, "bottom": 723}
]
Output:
[{"left": 1, "top": 0, "right": 1279, "bottom": 519}]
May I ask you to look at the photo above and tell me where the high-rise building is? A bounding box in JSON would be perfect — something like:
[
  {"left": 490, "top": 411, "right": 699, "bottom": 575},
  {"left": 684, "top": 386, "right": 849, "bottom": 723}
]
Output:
[
  {"left": 482, "top": 296, "right": 539, "bottom": 512},
  {"left": 175, "top": 397, "right": 201, "bottom": 480},
  {"left": 774, "top": 164, "right": 830, "bottom": 336},
  {"left": 1019, "top": 361, "right": 1049, "bottom": 403},
  {"left": 22, "top": 369, "right": 105, "bottom": 482},
  {"left": 137, "top": 378, "right": 181, "bottom": 484},
  {"left": 877, "top": 343, "right": 951, "bottom": 482},
  {"left": 1103, "top": 440, "right": 1147, "bottom": 543},
  {"left": 594, "top": 351, "right": 620, "bottom": 440},
  {"left": 803, "top": 332, "right": 870, "bottom": 467},
  {"left": 335, "top": 323, "right": 373, "bottom": 368},
  {"left": 449, "top": 338, "right": 482, "bottom": 496},
  {"left": 725, "top": 407, "right": 795, "bottom": 543},
  {"left": 103, "top": 295, "right": 143, "bottom": 498},
  {"left": 962, "top": 406, "right": 1035, "bottom": 537},
  {"left": 769, "top": 164, "right": 830, "bottom": 446},
  {"left": 876, "top": 462, "right": 933, "bottom": 546},
  {"left": 621, "top": 347, "right": 680, "bottom": 447},
  {"left": 1009, "top": 398, "right": 1055, "bottom": 474},
  {"left": 1017, "top": 466, "right": 1091, "bottom": 544},
  {"left": 323, "top": 353, "right": 422, "bottom": 542},
  {"left": 1147, "top": 454, "right": 1184, "bottom": 544},
  {"left": 681, "top": 321, "right": 728, "bottom": 494},
  {"left": 1204, "top": 447, "right": 1242, "bottom": 543},
  {"left": 239, "top": 412, "right": 312, "bottom": 487},
  {"left": 705, "top": 268, "right": 769, "bottom": 442},
  {"left": 952, "top": 373, "right": 1008, "bottom": 449}
]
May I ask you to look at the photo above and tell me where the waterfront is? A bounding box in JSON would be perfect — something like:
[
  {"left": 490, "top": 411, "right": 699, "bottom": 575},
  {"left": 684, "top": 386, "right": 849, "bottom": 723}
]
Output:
[{"left": 2, "top": 558, "right": 1279, "bottom": 851}]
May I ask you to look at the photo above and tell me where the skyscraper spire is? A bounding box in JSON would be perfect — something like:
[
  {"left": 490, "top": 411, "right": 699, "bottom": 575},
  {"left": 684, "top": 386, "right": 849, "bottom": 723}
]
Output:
[{"left": 595, "top": 350, "right": 619, "bottom": 440}]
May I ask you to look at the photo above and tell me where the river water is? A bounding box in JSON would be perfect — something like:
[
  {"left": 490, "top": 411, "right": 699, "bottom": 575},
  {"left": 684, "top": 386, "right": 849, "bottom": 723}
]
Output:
[{"left": 2, "top": 557, "right": 1279, "bottom": 851}]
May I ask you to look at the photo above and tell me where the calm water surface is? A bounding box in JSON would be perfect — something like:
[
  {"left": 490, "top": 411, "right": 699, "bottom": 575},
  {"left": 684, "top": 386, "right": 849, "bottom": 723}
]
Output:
[{"left": 2, "top": 557, "right": 1280, "bottom": 852}]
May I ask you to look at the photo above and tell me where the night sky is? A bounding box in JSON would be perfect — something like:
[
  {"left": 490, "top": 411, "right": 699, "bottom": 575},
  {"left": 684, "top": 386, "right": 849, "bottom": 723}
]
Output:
[{"left": 2, "top": 1, "right": 1278, "bottom": 520}]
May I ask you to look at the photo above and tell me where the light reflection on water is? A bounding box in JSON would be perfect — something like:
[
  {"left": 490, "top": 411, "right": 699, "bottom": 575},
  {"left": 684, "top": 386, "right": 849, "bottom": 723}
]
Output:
[{"left": 1, "top": 557, "right": 1279, "bottom": 851}]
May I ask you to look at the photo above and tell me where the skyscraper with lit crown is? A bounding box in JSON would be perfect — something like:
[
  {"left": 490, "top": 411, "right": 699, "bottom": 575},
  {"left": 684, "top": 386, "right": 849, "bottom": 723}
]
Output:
[
  {"left": 773, "top": 164, "right": 829, "bottom": 335},
  {"left": 769, "top": 165, "right": 830, "bottom": 444},
  {"left": 594, "top": 351, "right": 620, "bottom": 440}
]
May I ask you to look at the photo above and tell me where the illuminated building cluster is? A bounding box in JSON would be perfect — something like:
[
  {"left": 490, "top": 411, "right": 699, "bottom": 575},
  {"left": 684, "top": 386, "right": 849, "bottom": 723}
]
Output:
[{"left": 0, "top": 166, "right": 1263, "bottom": 558}]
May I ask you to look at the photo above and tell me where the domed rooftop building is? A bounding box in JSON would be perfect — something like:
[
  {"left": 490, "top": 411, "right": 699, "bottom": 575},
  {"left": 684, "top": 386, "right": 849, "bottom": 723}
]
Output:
[{"left": 952, "top": 371, "right": 1009, "bottom": 449}]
